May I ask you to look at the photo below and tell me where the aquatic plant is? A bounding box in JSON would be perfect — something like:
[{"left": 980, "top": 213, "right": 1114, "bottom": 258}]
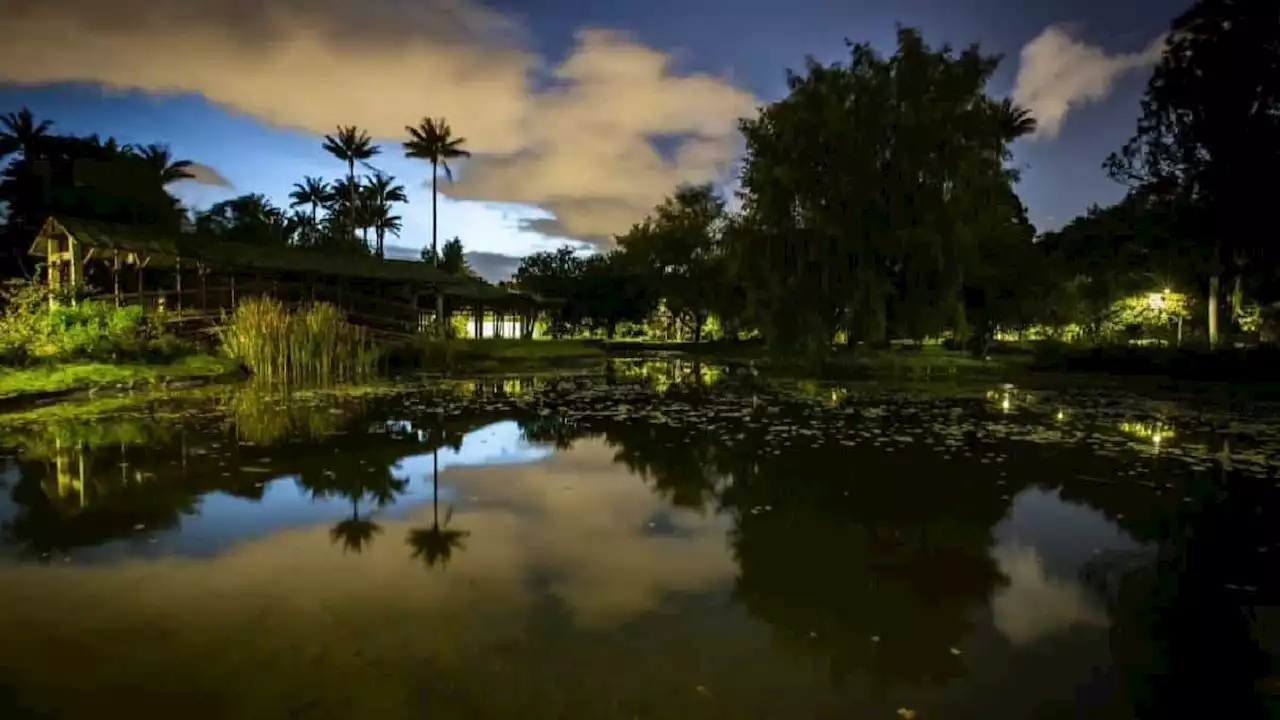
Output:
[{"left": 216, "top": 296, "right": 376, "bottom": 385}]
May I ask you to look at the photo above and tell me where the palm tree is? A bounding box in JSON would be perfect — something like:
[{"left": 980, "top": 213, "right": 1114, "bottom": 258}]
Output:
[
  {"left": 374, "top": 209, "right": 404, "bottom": 258},
  {"left": 0, "top": 107, "right": 53, "bottom": 162},
  {"left": 406, "top": 449, "right": 470, "bottom": 570},
  {"left": 403, "top": 117, "right": 471, "bottom": 333},
  {"left": 364, "top": 171, "right": 407, "bottom": 258},
  {"left": 133, "top": 143, "right": 195, "bottom": 184},
  {"left": 321, "top": 125, "right": 380, "bottom": 242},
  {"left": 288, "top": 176, "right": 332, "bottom": 224}
]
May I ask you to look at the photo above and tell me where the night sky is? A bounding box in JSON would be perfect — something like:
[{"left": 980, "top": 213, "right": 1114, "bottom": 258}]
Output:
[{"left": 0, "top": 0, "right": 1189, "bottom": 280}]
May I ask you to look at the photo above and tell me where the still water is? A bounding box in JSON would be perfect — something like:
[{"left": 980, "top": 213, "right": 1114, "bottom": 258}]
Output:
[{"left": 2, "top": 365, "right": 1280, "bottom": 719}]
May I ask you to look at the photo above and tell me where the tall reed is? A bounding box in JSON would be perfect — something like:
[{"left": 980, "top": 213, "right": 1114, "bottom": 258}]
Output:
[{"left": 217, "top": 297, "right": 376, "bottom": 385}]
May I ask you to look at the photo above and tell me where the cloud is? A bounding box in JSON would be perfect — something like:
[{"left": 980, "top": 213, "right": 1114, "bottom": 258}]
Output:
[
  {"left": 0, "top": 0, "right": 757, "bottom": 247},
  {"left": 1012, "top": 25, "right": 1166, "bottom": 139},
  {"left": 378, "top": 246, "right": 562, "bottom": 282},
  {"left": 178, "top": 161, "right": 233, "bottom": 188},
  {"left": 464, "top": 251, "right": 526, "bottom": 283}
]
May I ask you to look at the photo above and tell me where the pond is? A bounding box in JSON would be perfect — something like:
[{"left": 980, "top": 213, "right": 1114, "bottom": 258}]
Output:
[{"left": 2, "top": 361, "right": 1280, "bottom": 719}]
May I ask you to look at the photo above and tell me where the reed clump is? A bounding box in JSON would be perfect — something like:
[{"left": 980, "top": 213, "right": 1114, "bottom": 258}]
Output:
[{"left": 217, "top": 297, "right": 377, "bottom": 385}]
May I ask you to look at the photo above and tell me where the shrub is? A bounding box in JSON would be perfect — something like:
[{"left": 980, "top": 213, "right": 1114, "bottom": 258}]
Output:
[
  {"left": 0, "top": 279, "right": 186, "bottom": 364},
  {"left": 217, "top": 296, "right": 377, "bottom": 385}
]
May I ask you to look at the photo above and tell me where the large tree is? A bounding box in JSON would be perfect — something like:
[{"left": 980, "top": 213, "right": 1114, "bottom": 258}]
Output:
[
  {"left": 1106, "top": 0, "right": 1280, "bottom": 346},
  {"left": 617, "top": 184, "right": 724, "bottom": 343},
  {"left": 734, "top": 27, "right": 1035, "bottom": 350}
]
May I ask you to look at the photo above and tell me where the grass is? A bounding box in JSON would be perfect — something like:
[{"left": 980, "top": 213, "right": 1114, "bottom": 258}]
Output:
[
  {"left": 0, "top": 354, "right": 242, "bottom": 402},
  {"left": 217, "top": 297, "right": 378, "bottom": 385}
]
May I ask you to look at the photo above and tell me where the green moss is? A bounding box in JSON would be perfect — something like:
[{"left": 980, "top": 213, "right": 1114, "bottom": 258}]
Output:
[{"left": 0, "top": 354, "right": 242, "bottom": 401}]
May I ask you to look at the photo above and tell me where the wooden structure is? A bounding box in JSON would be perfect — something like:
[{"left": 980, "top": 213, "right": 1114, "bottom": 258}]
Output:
[{"left": 28, "top": 216, "right": 554, "bottom": 338}]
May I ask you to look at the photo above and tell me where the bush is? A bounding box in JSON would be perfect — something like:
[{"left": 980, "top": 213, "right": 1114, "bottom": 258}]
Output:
[
  {"left": 0, "top": 279, "right": 187, "bottom": 364},
  {"left": 217, "top": 296, "right": 377, "bottom": 385}
]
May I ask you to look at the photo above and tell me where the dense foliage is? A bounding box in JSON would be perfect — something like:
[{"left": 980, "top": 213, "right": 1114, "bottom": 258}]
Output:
[
  {"left": 510, "top": 5, "right": 1278, "bottom": 351},
  {"left": 0, "top": 279, "right": 184, "bottom": 364}
]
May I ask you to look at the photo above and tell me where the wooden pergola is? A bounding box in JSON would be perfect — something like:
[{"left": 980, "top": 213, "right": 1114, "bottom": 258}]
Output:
[{"left": 27, "top": 216, "right": 556, "bottom": 338}]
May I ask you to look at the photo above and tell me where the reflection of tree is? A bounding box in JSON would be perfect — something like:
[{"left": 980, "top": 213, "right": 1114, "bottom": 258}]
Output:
[
  {"left": 725, "top": 445, "right": 1009, "bottom": 692},
  {"left": 603, "top": 422, "right": 722, "bottom": 513},
  {"left": 406, "top": 449, "right": 469, "bottom": 569},
  {"left": 297, "top": 463, "right": 408, "bottom": 555},
  {"left": 1093, "top": 471, "right": 1277, "bottom": 718},
  {"left": 585, "top": 410, "right": 1011, "bottom": 692},
  {"left": 519, "top": 413, "right": 579, "bottom": 450}
]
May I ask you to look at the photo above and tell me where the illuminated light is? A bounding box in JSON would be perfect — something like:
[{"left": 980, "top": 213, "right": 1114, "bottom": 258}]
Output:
[
  {"left": 1153, "top": 432, "right": 1163, "bottom": 447},
  {"left": 1055, "top": 409, "right": 1065, "bottom": 421},
  {"left": 1147, "top": 292, "right": 1166, "bottom": 309},
  {"left": 1001, "top": 396, "right": 1011, "bottom": 412}
]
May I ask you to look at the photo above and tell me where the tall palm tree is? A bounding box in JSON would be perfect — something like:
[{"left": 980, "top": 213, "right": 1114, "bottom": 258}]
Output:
[
  {"left": 406, "top": 450, "right": 470, "bottom": 570},
  {"left": 364, "top": 171, "right": 407, "bottom": 258},
  {"left": 403, "top": 118, "right": 471, "bottom": 333},
  {"left": 321, "top": 125, "right": 380, "bottom": 242},
  {"left": 0, "top": 107, "right": 53, "bottom": 162},
  {"left": 133, "top": 143, "right": 195, "bottom": 184}
]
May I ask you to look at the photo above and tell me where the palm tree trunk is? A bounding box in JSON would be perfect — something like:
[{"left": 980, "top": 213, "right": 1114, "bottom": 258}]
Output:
[
  {"left": 432, "top": 162, "right": 445, "bottom": 336},
  {"left": 347, "top": 158, "right": 356, "bottom": 241}
]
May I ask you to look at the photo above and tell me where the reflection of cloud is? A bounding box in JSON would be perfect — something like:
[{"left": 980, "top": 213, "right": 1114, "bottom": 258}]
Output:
[
  {"left": 990, "top": 542, "right": 1108, "bottom": 645},
  {"left": 0, "top": 439, "right": 732, "bottom": 632},
  {"left": 0, "top": 0, "right": 757, "bottom": 246},
  {"left": 1013, "top": 25, "right": 1165, "bottom": 139}
]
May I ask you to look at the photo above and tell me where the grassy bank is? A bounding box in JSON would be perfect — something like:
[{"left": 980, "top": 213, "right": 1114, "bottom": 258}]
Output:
[
  {"left": 0, "top": 354, "right": 243, "bottom": 403},
  {"left": 1028, "top": 344, "right": 1280, "bottom": 383}
]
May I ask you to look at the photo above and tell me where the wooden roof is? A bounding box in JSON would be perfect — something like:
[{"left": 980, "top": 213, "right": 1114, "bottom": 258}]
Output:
[{"left": 29, "top": 216, "right": 512, "bottom": 301}]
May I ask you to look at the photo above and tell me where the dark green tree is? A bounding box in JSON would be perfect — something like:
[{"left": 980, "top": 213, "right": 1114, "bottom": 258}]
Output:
[{"left": 1106, "top": 0, "right": 1280, "bottom": 346}]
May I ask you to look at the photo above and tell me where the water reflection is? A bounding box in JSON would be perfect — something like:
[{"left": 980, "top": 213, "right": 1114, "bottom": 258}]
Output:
[{"left": 0, "top": 373, "right": 1277, "bottom": 717}]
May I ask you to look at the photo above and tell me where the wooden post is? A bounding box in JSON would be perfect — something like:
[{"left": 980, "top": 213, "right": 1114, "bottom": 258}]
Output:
[
  {"left": 46, "top": 234, "right": 56, "bottom": 310},
  {"left": 230, "top": 275, "right": 236, "bottom": 308},
  {"left": 199, "top": 263, "right": 208, "bottom": 315},
  {"left": 175, "top": 257, "right": 183, "bottom": 313},
  {"left": 112, "top": 250, "right": 122, "bottom": 306}
]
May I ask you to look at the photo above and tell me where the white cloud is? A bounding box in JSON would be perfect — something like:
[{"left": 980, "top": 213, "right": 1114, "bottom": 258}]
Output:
[
  {"left": 179, "top": 162, "right": 233, "bottom": 188},
  {"left": 1012, "top": 25, "right": 1166, "bottom": 139},
  {"left": 0, "top": 0, "right": 758, "bottom": 247}
]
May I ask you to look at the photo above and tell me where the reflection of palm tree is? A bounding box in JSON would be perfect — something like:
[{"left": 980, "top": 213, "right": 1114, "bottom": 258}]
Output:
[
  {"left": 406, "top": 449, "right": 469, "bottom": 569},
  {"left": 298, "top": 463, "right": 407, "bottom": 554},
  {"left": 330, "top": 509, "right": 382, "bottom": 554}
]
